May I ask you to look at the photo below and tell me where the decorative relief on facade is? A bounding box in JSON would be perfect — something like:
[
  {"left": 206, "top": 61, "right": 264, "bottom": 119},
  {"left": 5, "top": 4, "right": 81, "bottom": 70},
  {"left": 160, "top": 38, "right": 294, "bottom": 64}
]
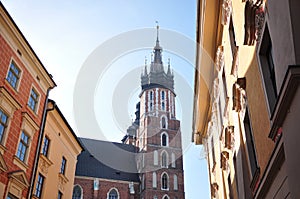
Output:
[
  {"left": 232, "top": 78, "right": 246, "bottom": 112},
  {"left": 222, "top": 0, "right": 232, "bottom": 25},
  {"left": 244, "top": 0, "right": 265, "bottom": 46},
  {"left": 221, "top": 151, "right": 229, "bottom": 170},
  {"left": 215, "top": 46, "right": 224, "bottom": 72},
  {"left": 211, "top": 182, "right": 219, "bottom": 198},
  {"left": 231, "top": 46, "right": 239, "bottom": 77},
  {"left": 58, "top": 173, "right": 69, "bottom": 192},
  {"left": 39, "top": 155, "right": 53, "bottom": 174},
  {"left": 225, "top": 126, "right": 235, "bottom": 150}
]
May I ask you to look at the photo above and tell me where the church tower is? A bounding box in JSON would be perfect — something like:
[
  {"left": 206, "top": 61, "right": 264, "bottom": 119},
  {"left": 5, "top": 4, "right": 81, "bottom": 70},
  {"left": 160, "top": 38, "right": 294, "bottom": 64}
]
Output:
[{"left": 136, "top": 25, "right": 185, "bottom": 199}]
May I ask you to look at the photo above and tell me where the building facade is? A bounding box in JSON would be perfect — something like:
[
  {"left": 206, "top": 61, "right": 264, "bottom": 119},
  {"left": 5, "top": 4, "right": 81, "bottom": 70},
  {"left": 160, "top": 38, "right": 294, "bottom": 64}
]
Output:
[
  {"left": 0, "top": 3, "right": 56, "bottom": 199},
  {"left": 193, "top": 0, "right": 300, "bottom": 198},
  {"left": 31, "top": 100, "right": 83, "bottom": 199},
  {"left": 73, "top": 26, "right": 185, "bottom": 199}
]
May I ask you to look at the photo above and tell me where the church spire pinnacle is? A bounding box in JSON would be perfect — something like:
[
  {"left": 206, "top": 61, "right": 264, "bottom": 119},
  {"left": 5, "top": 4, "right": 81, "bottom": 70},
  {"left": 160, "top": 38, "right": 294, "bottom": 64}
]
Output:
[{"left": 153, "top": 21, "right": 162, "bottom": 64}]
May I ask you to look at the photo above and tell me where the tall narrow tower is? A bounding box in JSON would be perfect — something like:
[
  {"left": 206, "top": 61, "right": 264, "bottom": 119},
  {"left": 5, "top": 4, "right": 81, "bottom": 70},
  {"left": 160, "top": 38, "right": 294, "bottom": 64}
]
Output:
[{"left": 136, "top": 25, "right": 185, "bottom": 199}]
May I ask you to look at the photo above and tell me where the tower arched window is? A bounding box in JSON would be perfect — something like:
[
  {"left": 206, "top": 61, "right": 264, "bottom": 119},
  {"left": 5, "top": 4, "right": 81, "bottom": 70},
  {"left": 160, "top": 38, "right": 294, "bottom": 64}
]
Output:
[
  {"left": 161, "top": 91, "right": 166, "bottom": 111},
  {"left": 161, "top": 132, "right": 168, "bottom": 146},
  {"left": 149, "top": 91, "right": 154, "bottom": 111},
  {"left": 171, "top": 153, "right": 176, "bottom": 168},
  {"left": 107, "top": 188, "right": 119, "bottom": 199},
  {"left": 161, "top": 116, "right": 168, "bottom": 129},
  {"left": 161, "top": 173, "right": 169, "bottom": 190},
  {"left": 72, "top": 185, "right": 82, "bottom": 199},
  {"left": 154, "top": 150, "right": 158, "bottom": 165},
  {"left": 153, "top": 172, "right": 157, "bottom": 188},
  {"left": 174, "top": 174, "right": 178, "bottom": 190},
  {"left": 162, "top": 195, "right": 170, "bottom": 199},
  {"left": 161, "top": 151, "right": 168, "bottom": 168}
]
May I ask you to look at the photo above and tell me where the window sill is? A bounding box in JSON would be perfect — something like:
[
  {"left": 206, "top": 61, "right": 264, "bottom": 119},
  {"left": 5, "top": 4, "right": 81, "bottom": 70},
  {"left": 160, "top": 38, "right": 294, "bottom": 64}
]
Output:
[
  {"left": 0, "top": 144, "right": 7, "bottom": 155},
  {"left": 13, "top": 156, "right": 28, "bottom": 171}
]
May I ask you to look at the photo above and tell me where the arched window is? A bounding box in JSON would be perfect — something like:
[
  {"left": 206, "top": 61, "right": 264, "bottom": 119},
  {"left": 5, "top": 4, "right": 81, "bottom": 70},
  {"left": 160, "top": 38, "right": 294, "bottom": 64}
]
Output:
[
  {"left": 161, "top": 151, "right": 168, "bottom": 168},
  {"left": 161, "top": 132, "right": 168, "bottom": 146},
  {"left": 171, "top": 153, "right": 176, "bottom": 168},
  {"left": 161, "top": 116, "right": 167, "bottom": 129},
  {"left": 174, "top": 174, "right": 178, "bottom": 190},
  {"left": 149, "top": 91, "right": 154, "bottom": 111},
  {"left": 161, "top": 91, "right": 166, "bottom": 111},
  {"left": 154, "top": 150, "right": 158, "bottom": 165},
  {"left": 161, "top": 173, "right": 169, "bottom": 190},
  {"left": 72, "top": 185, "right": 82, "bottom": 199},
  {"left": 153, "top": 172, "right": 157, "bottom": 188},
  {"left": 108, "top": 188, "right": 119, "bottom": 199},
  {"left": 162, "top": 195, "right": 170, "bottom": 199}
]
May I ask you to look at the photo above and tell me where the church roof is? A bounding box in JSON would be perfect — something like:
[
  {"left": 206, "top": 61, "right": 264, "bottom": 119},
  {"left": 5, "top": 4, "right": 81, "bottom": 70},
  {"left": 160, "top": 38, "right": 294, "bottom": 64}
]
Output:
[{"left": 75, "top": 138, "right": 139, "bottom": 182}]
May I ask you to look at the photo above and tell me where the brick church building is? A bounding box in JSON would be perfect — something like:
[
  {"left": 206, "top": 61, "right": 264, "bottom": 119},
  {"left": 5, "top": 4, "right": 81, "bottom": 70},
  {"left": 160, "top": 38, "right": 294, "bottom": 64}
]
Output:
[{"left": 73, "top": 26, "right": 185, "bottom": 199}]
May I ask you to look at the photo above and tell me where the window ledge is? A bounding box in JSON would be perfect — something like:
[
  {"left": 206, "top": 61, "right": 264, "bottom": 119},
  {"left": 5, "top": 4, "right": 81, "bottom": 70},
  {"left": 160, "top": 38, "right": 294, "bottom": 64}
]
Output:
[
  {"left": 13, "top": 156, "right": 28, "bottom": 172},
  {"left": 0, "top": 144, "right": 7, "bottom": 155},
  {"left": 269, "top": 65, "right": 300, "bottom": 140}
]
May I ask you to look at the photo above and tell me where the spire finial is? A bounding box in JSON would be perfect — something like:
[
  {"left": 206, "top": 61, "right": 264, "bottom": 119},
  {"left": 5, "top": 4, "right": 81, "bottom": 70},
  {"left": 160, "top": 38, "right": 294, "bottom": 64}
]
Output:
[
  {"left": 144, "top": 56, "right": 148, "bottom": 75},
  {"left": 156, "top": 21, "right": 159, "bottom": 42}
]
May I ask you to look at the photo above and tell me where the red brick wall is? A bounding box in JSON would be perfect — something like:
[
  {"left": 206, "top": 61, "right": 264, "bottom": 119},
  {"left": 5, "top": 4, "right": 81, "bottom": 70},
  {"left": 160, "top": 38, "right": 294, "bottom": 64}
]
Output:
[
  {"left": 74, "top": 177, "right": 139, "bottom": 199},
  {"left": 0, "top": 33, "right": 48, "bottom": 197}
]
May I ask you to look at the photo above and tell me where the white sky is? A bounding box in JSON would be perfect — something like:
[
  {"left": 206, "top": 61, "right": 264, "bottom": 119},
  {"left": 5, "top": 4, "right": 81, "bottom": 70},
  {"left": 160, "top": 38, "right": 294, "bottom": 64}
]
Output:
[{"left": 1, "top": 1, "right": 209, "bottom": 198}]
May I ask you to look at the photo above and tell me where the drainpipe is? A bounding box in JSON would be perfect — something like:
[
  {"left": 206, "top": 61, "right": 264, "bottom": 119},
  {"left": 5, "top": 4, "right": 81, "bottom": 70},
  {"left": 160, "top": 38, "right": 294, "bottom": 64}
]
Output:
[{"left": 28, "top": 87, "right": 55, "bottom": 199}]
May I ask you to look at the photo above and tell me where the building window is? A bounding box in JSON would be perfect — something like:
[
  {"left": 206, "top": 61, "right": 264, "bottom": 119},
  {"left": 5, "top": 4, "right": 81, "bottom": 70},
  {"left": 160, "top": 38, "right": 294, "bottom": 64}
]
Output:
[
  {"left": 153, "top": 172, "right": 157, "bottom": 188},
  {"left": 60, "top": 157, "right": 67, "bottom": 175},
  {"left": 161, "top": 91, "right": 166, "bottom": 111},
  {"left": 149, "top": 91, "right": 154, "bottom": 111},
  {"left": 0, "top": 109, "right": 8, "bottom": 144},
  {"left": 259, "top": 24, "right": 277, "bottom": 114},
  {"left": 161, "top": 116, "right": 168, "bottom": 129},
  {"left": 161, "top": 151, "right": 168, "bottom": 168},
  {"left": 16, "top": 131, "right": 29, "bottom": 162},
  {"left": 6, "top": 61, "right": 21, "bottom": 89},
  {"left": 161, "top": 132, "right": 168, "bottom": 147},
  {"left": 171, "top": 153, "right": 176, "bottom": 168},
  {"left": 72, "top": 185, "right": 82, "bottom": 199},
  {"left": 244, "top": 108, "right": 259, "bottom": 180},
  {"left": 34, "top": 173, "right": 44, "bottom": 198},
  {"left": 174, "top": 174, "right": 178, "bottom": 190},
  {"left": 142, "top": 174, "right": 145, "bottom": 190},
  {"left": 6, "top": 194, "right": 18, "bottom": 199},
  {"left": 108, "top": 188, "right": 119, "bottom": 199},
  {"left": 154, "top": 150, "right": 158, "bottom": 165},
  {"left": 161, "top": 173, "right": 169, "bottom": 190},
  {"left": 163, "top": 196, "right": 169, "bottom": 199},
  {"left": 153, "top": 196, "right": 158, "bottom": 199},
  {"left": 41, "top": 136, "right": 50, "bottom": 156},
  {"left": 58, "top": 191, "right": 63, "bottom": 199},
  {"left": 28, "top": 88, "right": 39, "bottom": 112}
]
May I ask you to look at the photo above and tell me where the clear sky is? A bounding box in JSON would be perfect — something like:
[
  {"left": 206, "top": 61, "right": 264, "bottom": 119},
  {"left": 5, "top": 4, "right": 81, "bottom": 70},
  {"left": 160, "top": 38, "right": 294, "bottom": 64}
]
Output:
[{"left": 1, "top": 1, "right": 210, "bottom": 198}]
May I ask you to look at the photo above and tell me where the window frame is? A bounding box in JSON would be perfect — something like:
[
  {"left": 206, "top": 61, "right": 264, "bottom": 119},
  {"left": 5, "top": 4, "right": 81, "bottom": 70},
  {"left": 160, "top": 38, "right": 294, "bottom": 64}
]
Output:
[
  {"left": 34, "top": 173, "right": 45, "bottom": 198},
  {"left": 41, "top": 136, "right": 50, "bottom": 157},
  {"left": 28, "top": 87, "right": 40, "bottom": 113},
  {"left": 6, "top": 60, "right": 21, "bottom": 90},
  {"left": 161, "top": 173, "right": 169, "bottom": 190},
  {"left": 258, "top": 23, "right": 278, "bottom": 116},
  {"left": 161, "top": 132, "right": 169, "bottom": 147},
  {"left": 60, "top": 157, "right": 67, "bottom": 175},
  {"left": 0, "top": 109, "right": 8, "bottom": 144},
  {"left": 161, "top": 151, "right": 168, "bottom": 168},
  {"left": 72, "top": 185, "right": 83, "bottom": 199},
  {"left": 107, "top": 188, "right": 119, "bottom": 199},
  {"left": 16, "top": 131, "right": 30, "bottom": 162}
]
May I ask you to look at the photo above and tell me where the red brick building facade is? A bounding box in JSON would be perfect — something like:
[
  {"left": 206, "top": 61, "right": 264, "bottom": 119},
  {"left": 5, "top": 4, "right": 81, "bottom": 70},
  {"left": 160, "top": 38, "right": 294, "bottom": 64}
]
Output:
[{"left": 0, "top": 3, "right": 55, "bottom": 198}]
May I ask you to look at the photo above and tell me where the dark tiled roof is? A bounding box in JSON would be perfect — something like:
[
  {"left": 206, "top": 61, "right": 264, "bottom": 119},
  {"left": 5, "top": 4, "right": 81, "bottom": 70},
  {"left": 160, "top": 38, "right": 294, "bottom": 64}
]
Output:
[{"left": 75, "top": 138, "right": 139, "bottom": 182}]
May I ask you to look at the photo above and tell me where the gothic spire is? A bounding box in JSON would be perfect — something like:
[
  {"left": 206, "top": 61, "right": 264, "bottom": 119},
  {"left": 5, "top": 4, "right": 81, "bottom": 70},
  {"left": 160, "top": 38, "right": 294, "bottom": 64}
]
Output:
[{"left": 153, "top": 22, "right": 162, "bottom": 64}]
